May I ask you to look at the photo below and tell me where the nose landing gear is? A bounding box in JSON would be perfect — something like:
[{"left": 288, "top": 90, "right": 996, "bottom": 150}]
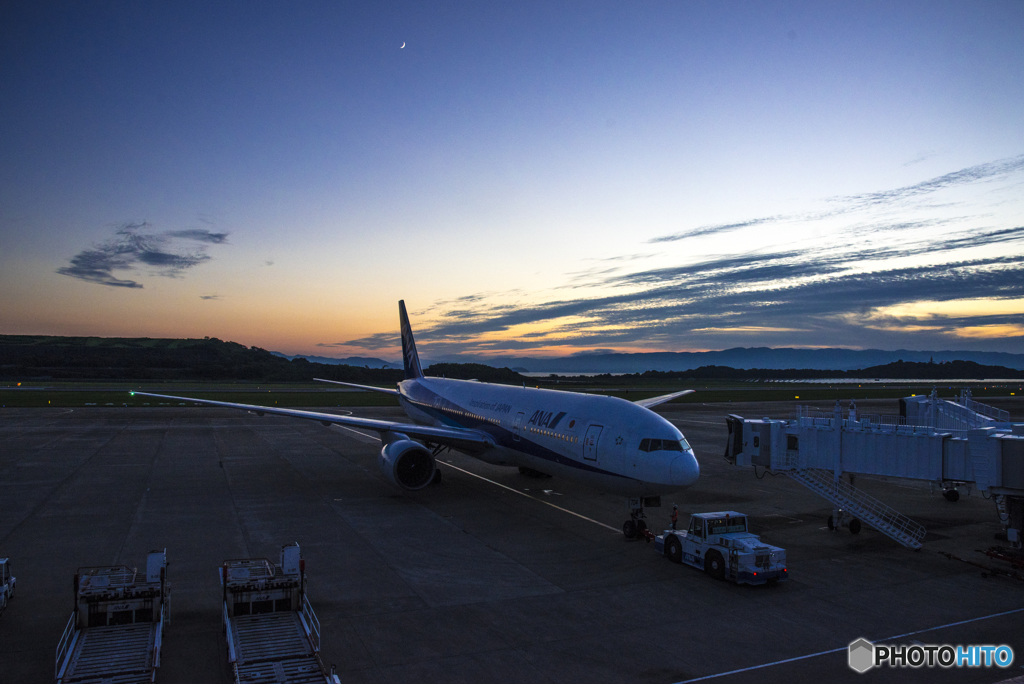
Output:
[{"left": 623, "top": 496, "right": 659, "bottom": 541}]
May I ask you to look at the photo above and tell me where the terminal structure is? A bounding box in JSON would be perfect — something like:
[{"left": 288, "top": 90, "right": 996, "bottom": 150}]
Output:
[{"left": 724, "top": 390, "right": 1024, "bottom": 550}]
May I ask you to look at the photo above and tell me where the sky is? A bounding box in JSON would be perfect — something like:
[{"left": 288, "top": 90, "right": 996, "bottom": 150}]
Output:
[{"left": 1, "top": 1, "right": 1023, "bottom": 361}]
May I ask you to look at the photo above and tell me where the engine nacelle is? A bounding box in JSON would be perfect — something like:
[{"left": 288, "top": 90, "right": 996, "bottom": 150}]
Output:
[{"left": 379, "top": 439, "right": 436, "bottom": 491}]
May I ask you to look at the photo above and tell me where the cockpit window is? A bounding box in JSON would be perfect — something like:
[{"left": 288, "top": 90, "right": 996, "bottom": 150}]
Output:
[{"left": 639, "top": 438, "right": 688, "bottom": 452}]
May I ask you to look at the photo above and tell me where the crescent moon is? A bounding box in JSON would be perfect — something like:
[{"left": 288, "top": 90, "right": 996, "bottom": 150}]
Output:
[{"left": 400, "top": 42, "right": 405, "bottom": 48}]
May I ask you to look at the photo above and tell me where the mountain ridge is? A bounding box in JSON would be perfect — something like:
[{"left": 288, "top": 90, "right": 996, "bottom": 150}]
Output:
[{"left": 272, "top": 347, "right": 1024, "bottom": 372}]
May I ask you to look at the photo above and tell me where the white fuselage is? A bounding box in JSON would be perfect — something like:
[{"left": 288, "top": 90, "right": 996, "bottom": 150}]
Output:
[{"left": 396, "top": 377, "right": 699, "bottom": 497}]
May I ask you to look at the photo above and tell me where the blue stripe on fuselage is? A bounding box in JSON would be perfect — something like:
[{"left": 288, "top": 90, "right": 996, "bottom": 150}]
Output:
[{"left": 398, "top": 380, "right": 629, "bottom": 479}]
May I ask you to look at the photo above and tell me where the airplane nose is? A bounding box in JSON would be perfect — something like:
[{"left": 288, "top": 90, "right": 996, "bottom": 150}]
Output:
[{"left": 670, "top": 452, "right": 699, "bottom": 488}]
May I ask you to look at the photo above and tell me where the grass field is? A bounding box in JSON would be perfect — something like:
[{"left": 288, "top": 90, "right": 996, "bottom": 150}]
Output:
[{"left": 1, "top": 379, "right": 1020, "bottom": 408}]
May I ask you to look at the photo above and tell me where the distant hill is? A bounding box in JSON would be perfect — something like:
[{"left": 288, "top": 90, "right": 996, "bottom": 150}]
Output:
[
  {"left": 635, "top": 359, "right": 1024, "bottom": 381},
  {"left": 271, "top": 352, "right": 401, "bottom": 368},
  {"left": 0, "top": 335, "right": 405, "bottom": 382},
  {"left": 0, "top": 335, "right": 524, "bottom": 384},
  {"left": 3, "top": 334, "right": 1021, "bottom": 381},
  {"left": 480, "top": 348, "right": 1024, "bottom": 373},
  {"left": 424, "top": 363, "right": 528, "bottom": 384}
]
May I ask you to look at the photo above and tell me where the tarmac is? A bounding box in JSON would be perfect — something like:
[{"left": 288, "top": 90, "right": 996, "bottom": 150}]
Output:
[{"left": 1, "top": 397, "right": 1023, "bottom": 684}]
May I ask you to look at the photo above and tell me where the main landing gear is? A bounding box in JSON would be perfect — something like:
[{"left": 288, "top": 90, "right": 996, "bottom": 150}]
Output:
[
  {"left": 827, "top": 508, "right": 862, "bottom": 535},
  {"left": 427, "top": 443, "right": 447, "bottom": 486}
]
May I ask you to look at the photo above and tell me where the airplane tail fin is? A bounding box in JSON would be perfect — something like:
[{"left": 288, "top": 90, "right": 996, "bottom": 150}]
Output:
[{"left": 398, "top": 300, "right": 424, "bottom": 379}]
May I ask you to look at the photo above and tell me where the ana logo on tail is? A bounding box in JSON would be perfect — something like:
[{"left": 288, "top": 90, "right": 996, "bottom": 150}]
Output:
[{"left": 398, "top": 300, "right": 424, "bottom": 379}]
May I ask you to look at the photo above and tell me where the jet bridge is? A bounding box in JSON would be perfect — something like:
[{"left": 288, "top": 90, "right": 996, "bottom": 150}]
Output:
[{"left": 724, "top": 390, "right": 1024, "bottom": 550}]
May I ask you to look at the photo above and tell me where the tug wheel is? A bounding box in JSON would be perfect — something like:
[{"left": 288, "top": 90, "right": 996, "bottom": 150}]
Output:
[
  {"left": 849, "top": 518, "right": 862, "bottom": 535},
  {"left": 704, "top": 551, "right": 726, "bottom": 580},
  {"left": 636, "top": 519, "right": 647, "bottom": 535},
  {"left": 622, "top": 520, "right": 637, "bottom": 539},
  {"left": 666, "top": 536, "right": 683, "bottom": 564},
  {"left": 943, "top": 489, "right": 960, "bottom": 502}
]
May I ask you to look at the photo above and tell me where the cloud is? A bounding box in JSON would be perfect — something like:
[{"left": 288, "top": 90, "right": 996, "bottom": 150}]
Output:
[
  {"left": 648, "top": 217, "right": 782, "bottom": 244},
  {"left": 902, "top": 151, "right": 937, "bottom": 167},
  {"left": 165, "top": 229, "right": 229, "bottom": 243},
  {"left": 842, "top": 154, "right": 1024, "bottom": 209},
  {"left": 647, "top": 155, "right": 1024, "bottom": 245},
  {"left": 305, "top": 154, "right": 1024, "bottom": 357},
  {"left": 57, "top": 222, "right": 228, "bottom": 288},
  {"left": 319, "top": 332, "right": 400, "bottom": 349},
  {"left": 404, "top": 251, "right": 1024, "bottom": 355}
]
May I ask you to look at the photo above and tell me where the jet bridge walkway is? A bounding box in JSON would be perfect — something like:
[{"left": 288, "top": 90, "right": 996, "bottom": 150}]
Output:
[{"left": 725, "top": 390, "right": 1024, "bottom": 550}]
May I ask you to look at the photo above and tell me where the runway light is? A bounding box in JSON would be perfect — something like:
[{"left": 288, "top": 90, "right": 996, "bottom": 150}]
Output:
[{"left": 795, "top": 396, "right": 799, "bottom": 399}]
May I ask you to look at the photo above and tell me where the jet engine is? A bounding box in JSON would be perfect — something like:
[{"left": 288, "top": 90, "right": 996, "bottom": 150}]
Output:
[{"left": 379, "top": 439, "right": 436, "bottom": 491}]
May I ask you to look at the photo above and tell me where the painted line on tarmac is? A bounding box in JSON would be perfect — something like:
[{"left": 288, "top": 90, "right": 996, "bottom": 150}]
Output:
[
  {"left": 331, "top": 424, "right": 622, "bottom": 533},
  {"left": 332, "top": 424, "right": 382, "bottom": 444},
  {"left": 438, "top": 461, "right": 621, "bottom": 533},
  {"left": 673, "top": 606, "right": 1024, "bottom": 683}
]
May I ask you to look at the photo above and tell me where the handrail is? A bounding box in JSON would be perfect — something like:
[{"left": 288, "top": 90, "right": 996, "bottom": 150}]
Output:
[
  {"left": 301, "top": 594, "right": 321, "bottom": 653},
  {"left": 964, "top": 397, "right": 1009, "bottom": 422},
  {"left": 54, "top": 612, "right": 77, "bottom": 680},
  {"left": 223, "top": 602, "right": 237, "bottom": 663},
  {"left": 788, "top": 468, "right": 926, "bottom": 548},
  {"left": 153, "top": 605, "right": 163, "bottom": 668}
]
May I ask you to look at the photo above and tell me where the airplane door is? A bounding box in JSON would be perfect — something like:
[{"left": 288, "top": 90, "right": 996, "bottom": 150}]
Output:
[
  {"left": 512, "top": 412, "right": 525, "bottom": 442},
  {"left": 583, "top": 425, "right": 603, "bottom": 461}
]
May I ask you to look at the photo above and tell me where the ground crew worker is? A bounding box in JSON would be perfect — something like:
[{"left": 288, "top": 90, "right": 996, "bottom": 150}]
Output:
[{"left": 671, "top": 505, "right": 679, "bottom": 530}]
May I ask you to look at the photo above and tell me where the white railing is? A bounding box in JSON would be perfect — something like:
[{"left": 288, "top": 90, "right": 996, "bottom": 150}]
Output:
[
  {"left": 223, "top": 602, "right": 237, "bottom": 663},
  {"left": 301, "top": 594, "right": 321, "bottom": 653},
  {"left": 860, "top": 413, "right": 906, "bottom": 428},
  {"left": 795, "top": 405, "right": 976, "bottom": 436},
  {"left": 55, "top": 612, "right": 77, "bottom": 680},
  {"left": 789, "top": 468, "right": 926, "bottom": 548},
  {"left": 963, "top": 397, "right": 1009, "bottom": 422},
  {"left": 223, "top": 559, "right": 276, "bottom": 585},
  {"left": 153, "top": 605, "right": 163, "bottom": 668}
]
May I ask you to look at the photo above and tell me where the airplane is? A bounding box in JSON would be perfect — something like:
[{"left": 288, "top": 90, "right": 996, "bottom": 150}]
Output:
[{"left": 133, "top": 301, "right": 700, "bottom": 537}]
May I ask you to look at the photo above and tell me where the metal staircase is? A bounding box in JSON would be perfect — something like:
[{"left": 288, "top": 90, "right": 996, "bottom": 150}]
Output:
[{"left": 784, "top": 468, "right": 927, "bottom": 549}]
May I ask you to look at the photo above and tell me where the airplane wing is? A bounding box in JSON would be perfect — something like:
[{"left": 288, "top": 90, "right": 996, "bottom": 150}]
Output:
[
  {"left": 131, "top": 391, "right": 492, "bottom": 453},
  {"left": 633, "top": 389, "right": 695, "bottom": 409},
  {"left": 313, "top": 377, "right": 400, "bottom": 395}
]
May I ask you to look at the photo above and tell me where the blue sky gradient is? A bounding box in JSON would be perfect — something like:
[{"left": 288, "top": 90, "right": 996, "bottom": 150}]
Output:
[{"left": 2, "top": 1, "right": 1022, "bottom": 359}]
